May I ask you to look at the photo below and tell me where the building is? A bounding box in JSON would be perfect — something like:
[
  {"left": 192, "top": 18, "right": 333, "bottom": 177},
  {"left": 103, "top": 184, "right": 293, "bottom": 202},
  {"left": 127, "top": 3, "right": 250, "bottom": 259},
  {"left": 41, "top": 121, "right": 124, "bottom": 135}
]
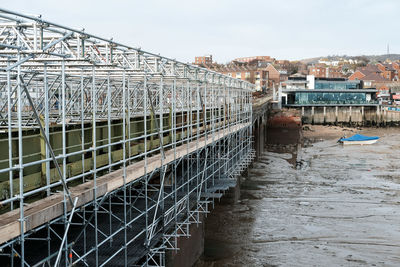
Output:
[
  {"left": 208, "top": 63, "right": 269, "bottom": 91},
  {"left": 309, "top": 65, "right": 327, "bottom": 78},
  {"left": 350, "top": 64, "right": 399, "bottom": 82},
  {"left": 281, "top": 75, "right": 374, "bottom": 106},
  {"left": 348, "top": 65, "right": 394, "bottom": 103},
  {"left": 327, "top": 67, "right": 345, "bottom": 78},
  {"left": 199, "top": 55, "right": 296, "bottom": 91},
  {"left": 309, "top": 64, "right": 344, "bottom": 78},
  {"left": 233, "top": 56, "right": 275, "bottom": 64},
  {"left": 266, "top": 64, "right": 288, "bottom": 88},
  {"left": 282, "top": 74, "right": 308, "bottom": 89},
  {"left": 314, "top": 78, "right": 361, "bottom": 90},
  {"left": 194, "top": 55, "right": 213, "bottom": 65},
  {"left": 283, "top": 89, "right": 378, "bottom": 106},
  {"left": 318, "top": 58, "right": 340, "bottom": 66},
  {"left": 283, "top": 75, "right": 361, "bottom": 90},
  {"left": 377, "top": 63, "right": 397, "bottom": 81},
  {"left": 275, "top": 60, "right": 290, "bottom": 69},
  {"left": 393, "top": 61, "right": 400, "bottom": 71},
  {"left": 349, "top": 65, "right": 382, "bottom": 81}
]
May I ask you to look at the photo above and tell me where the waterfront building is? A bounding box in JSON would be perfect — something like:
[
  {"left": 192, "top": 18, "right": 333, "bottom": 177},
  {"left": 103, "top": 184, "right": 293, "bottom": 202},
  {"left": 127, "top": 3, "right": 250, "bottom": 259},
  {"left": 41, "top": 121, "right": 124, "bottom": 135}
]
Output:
[
  {"left": 283, "top": 89, "right": 378, "bottom": 106},
  {"left": 283, "top": 75, "right": 361, "bottom": 90},
  {"left": 281, "top": 75, "right": 377, "bottom": 106}
]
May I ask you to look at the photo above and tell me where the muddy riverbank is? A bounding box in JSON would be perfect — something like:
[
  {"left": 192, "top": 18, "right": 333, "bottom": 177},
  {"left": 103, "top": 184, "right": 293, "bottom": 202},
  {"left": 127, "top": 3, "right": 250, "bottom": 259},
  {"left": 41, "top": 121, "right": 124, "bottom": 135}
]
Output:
[{"left": 195, "top": 125, "right": 400, "bottom": 267}]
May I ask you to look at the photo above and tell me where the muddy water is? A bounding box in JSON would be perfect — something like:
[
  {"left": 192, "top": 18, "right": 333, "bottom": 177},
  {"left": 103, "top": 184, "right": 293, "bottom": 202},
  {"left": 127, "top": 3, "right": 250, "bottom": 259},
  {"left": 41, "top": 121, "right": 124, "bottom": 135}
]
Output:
[{"left": 196, "top": 128, "right": 400, "bottom": 267}]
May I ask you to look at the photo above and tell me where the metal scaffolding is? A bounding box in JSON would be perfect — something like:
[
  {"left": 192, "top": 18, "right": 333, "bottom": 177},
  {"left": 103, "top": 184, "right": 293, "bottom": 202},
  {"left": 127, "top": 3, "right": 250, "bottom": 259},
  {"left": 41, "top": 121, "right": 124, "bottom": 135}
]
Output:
[{"left": 0, "top": 8, "right": 254, "bottom": 267}]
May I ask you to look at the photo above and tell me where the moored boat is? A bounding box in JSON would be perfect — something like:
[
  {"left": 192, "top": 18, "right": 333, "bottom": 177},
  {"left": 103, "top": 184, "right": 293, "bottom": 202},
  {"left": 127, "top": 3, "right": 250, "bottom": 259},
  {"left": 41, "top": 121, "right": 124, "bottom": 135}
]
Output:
[{"left": 339, "top": 134, "right": 379, "bottom": 145}]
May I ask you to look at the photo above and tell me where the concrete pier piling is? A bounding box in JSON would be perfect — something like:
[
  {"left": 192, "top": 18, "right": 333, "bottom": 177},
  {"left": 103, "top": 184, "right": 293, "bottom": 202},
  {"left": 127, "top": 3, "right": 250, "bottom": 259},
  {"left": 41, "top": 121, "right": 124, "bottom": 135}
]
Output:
[{"left": 297, "top": 105, "right": 400, "bottom": 127}]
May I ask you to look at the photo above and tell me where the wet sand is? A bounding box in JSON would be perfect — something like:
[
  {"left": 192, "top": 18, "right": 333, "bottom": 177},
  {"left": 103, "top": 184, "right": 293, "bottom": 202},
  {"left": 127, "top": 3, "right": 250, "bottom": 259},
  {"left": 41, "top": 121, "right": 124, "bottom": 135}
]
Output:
[{"left": 195, "top": 126, "right": 400, "bottom": 267}]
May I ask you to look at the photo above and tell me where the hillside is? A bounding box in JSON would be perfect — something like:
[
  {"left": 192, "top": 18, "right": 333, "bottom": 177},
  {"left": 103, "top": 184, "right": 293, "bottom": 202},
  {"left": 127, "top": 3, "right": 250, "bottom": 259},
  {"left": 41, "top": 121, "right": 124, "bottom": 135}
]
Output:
[{"left": 300, "top": 54, "right": 400, "bottom": 64}]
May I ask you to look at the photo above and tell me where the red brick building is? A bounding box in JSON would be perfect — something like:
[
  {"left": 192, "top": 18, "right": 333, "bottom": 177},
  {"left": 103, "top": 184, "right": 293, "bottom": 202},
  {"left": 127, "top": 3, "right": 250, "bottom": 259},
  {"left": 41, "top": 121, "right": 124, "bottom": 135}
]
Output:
[
  {"left": 194, "top": 55, "right": 213, "bottom": 65},
  {"left": 377, "top": 63, "right": 397, "bottom": 81},
  {"left": 309, "top": 64, "right": 344, "bottom": 78},
  {"left": 348, "top": 66, "right": 391, "bottom": 96},
  {"left": 328, "top": 68, "right": 344, "bottom": 78},
  {"left": 275, "top": 60, "right": 290, "bottom": 69},
  {"left": 349, "top": 64, "right": 400, "bottom": 82},
  {"left": 309, "top": 65, "right": 327, "bottom": 78},
  {"left": 265, "top": 64, "right": 288, "bottom": 88},
  {"left": 197, "top": 55, "right": 295, "bottom": 90}
]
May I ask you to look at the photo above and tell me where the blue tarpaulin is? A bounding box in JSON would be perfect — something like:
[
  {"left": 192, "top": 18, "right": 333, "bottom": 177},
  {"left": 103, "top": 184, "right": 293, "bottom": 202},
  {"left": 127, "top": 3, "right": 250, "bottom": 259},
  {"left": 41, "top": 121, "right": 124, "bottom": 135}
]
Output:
[{"left": 340, "top": 134, "right": 379, "bottom": 142}]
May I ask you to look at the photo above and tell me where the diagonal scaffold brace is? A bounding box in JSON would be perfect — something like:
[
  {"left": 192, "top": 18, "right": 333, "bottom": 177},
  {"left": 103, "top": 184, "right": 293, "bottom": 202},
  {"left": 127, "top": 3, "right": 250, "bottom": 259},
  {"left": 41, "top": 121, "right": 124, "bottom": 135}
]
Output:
[
  {"left": 18, "top": 74, "right": 74, "bottom": 207},
  {"left": 54, "top": 197, "right": 79, "bottom": 267},
  {"left": 145, "top": 81, "right": 167, "bottom": 246}
]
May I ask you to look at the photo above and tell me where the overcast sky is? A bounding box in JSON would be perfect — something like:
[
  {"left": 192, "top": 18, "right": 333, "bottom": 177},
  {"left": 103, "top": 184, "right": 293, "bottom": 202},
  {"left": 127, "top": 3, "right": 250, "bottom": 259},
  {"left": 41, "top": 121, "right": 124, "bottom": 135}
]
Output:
[{"left": 3, "top": 0, "right": 400, "bottom": 63}]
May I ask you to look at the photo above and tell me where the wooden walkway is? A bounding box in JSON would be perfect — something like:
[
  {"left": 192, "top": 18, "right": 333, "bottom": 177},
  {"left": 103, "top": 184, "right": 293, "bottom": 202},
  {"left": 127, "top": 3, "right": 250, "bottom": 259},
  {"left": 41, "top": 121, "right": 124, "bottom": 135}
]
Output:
[{"left": 0, "top": 123, "right": 249, "bottom": 245}]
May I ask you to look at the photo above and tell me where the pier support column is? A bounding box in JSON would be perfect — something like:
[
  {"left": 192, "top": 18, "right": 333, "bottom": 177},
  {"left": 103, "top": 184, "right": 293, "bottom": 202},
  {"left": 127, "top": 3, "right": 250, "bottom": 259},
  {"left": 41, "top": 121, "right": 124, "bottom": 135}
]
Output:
[
  {"left": 376, "top": 105, "right": 380, "bottom": 125},
  {"left": 335, "top": 106, "right": 338, "bottom": 124},
  {"left": 361, "top": 106, "right": 365, "bottom": 126},
  {"left": 166, "top": 215, "right": 205, "bottom": 267},
  {"left": 383, "top": 107, "right": 387, "bottom": 126},
  {"left": 264, "top": 115, "right": 268, "bottom": 147},
  {"left": 254, "top": 119, "right": 260, "bottom": 160},
  {"left": 260, "top": 118, "right": 265, "bottom": 153},
  {"left": 311, "top": 106, "right": 315, "bottom": 125},
  {"left": 349, "top": 106, "right": 352, "bottom": 124}
]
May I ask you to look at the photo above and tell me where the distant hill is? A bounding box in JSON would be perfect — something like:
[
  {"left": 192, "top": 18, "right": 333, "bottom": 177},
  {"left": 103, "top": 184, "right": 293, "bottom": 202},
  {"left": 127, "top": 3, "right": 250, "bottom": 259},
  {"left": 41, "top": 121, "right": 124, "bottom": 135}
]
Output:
[
  {"left": 364, "top": 54, "right": 400, "bottom": 63},
  {"left": 300, "top": 54, "right": 400, "bottom": 64},
  {"left": 299, "top": 57, "right": 321, "bottom": 64}
]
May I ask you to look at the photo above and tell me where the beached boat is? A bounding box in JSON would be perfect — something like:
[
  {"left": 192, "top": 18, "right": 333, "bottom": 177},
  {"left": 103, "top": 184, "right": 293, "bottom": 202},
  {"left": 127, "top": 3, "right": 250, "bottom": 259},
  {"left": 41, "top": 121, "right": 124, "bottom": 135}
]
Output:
[{"left": 339, "top": 134, "right": 379, "bottom": 145}]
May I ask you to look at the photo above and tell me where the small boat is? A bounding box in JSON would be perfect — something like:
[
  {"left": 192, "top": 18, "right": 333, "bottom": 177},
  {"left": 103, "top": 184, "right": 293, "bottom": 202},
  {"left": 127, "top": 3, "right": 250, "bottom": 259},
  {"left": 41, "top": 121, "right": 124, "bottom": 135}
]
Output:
[{"left": 339, "top": 134, "right": 379, "bottom": 145}]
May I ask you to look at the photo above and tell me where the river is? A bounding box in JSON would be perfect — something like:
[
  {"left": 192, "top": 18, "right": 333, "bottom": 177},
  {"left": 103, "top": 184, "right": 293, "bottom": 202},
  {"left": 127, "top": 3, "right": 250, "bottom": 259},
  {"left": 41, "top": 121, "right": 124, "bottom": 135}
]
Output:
[{"left": 195, "top": 126, "right": 400, "bottom": 267}]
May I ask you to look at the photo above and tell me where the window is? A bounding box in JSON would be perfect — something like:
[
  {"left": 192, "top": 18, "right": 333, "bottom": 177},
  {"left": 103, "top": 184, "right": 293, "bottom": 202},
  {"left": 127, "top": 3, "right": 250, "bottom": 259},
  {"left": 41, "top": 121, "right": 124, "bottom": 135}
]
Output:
[{"left": 295, "top": 92, "right": 368, "bottom": 104}]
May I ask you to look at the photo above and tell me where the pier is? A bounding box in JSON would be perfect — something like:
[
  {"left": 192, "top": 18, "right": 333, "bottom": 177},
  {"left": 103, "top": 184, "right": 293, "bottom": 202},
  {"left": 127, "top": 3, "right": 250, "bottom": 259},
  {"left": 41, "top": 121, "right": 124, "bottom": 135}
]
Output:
[{"left": 0, "top": 9, "right": 258, "bottom": 267}]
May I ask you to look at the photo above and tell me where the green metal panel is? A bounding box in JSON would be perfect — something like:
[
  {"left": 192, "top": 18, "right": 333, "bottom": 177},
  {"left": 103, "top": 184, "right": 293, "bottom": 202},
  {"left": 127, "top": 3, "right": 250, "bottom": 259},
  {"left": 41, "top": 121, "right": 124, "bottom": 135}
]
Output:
[{"left": 0, "top": 109, "right": 217, "bottom": 202}]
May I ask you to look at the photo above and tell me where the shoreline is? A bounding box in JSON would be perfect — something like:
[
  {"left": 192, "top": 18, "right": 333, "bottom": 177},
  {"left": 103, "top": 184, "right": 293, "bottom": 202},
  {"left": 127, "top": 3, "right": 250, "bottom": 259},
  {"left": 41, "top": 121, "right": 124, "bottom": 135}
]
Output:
[{"left": 302, "top": 124, "right": 397, "bottom": 141}]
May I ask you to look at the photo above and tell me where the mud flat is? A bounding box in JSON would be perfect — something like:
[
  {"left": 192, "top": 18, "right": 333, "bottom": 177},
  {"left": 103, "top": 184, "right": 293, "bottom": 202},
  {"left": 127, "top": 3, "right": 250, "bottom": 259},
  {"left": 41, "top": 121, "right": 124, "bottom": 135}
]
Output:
[{"left": 196, "top": 125, "right": 400, "bottom": 266}]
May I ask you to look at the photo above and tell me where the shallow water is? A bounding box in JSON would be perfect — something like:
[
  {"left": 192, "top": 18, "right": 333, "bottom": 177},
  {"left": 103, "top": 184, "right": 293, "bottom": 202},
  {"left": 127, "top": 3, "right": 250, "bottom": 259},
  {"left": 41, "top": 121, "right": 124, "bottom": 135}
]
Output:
[{"left": 196, "top": 129, "right": 400, "bottom": 267}]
